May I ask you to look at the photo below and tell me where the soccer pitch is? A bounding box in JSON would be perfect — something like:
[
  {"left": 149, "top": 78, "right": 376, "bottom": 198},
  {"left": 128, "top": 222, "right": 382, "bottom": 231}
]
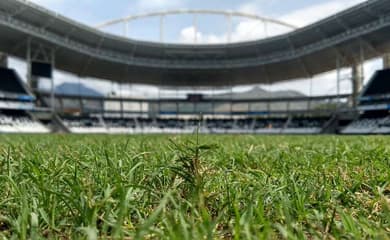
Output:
[{"left": 0, "top": 135, "right": 389, "bottom": 239}]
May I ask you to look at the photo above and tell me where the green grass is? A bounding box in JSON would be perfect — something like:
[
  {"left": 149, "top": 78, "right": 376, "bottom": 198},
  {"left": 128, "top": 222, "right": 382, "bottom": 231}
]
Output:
[{"left": 0, "top": 134, "right": 389, "bottom": 239}]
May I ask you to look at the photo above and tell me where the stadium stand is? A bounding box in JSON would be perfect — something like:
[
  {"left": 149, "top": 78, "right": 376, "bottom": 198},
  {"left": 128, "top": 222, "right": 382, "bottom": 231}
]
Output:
[
  {"left": 59, "top": 115, "right": 333, "bottom": 134},
  {"left": 61, "top": 116, "right": 107, "bottom": 133},
  {"left": 0, "top": 67, "right": 362, "bottom": 135},
  {"left": 283, "top": 117, "right": 327, "bottom": 134},
  {"left": 0, "top": 109, "right": 50, "bottom": 133},
  {"left": 342, "top": 69, "right": 390, "bottom": 134},
  {"left": 3, "top": 0, "right": 390, "bottom": 134},
  {"left": 0, "top": 68, "right": 49, "bottom": 133},
  {"left": 0, "top": 67, "right": 30, "bottom": 95},
  {"left": 103, "top": 117, "right": 136, "bottom": 134},
  {"left": 342, "top": 111, "right": 390, "bottom": 134},
  {"left": 360, "top": 69, "right": 390, "bottom": 97}
]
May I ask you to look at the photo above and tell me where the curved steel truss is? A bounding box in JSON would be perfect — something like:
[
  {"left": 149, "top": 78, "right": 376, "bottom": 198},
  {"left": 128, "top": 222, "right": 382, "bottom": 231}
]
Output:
[{"left": 96, "top": 9, "right": 298, "bottom": 43}]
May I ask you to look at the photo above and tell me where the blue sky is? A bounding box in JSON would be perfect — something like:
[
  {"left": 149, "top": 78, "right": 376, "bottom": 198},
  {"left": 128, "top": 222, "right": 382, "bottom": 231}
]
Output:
[
  {"left": 9, "top": 0, "right": 383, "bottom": 97},
  {"left": 30, "top": 0, "right": 363, "bottom": 25},
  {"left": 30, "top": 0, "right": 367, "bottom": 43}
]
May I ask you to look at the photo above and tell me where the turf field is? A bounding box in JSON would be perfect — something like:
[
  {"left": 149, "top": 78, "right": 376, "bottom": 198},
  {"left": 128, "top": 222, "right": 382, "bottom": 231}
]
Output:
[{"left": 0, "top": 134, "right": 389, "bottom": 239}]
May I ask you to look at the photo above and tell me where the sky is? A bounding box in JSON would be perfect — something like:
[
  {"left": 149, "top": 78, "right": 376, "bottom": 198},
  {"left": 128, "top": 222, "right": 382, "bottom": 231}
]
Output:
[
  {"left": 9, "top": 0, "right": 384, "bottom": 97},
  {"left": 29, "top": 0, "right": 368, "bottom": 44}
]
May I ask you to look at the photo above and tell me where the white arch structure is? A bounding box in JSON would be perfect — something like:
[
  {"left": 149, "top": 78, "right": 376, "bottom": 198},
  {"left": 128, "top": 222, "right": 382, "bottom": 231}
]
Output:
[{"left": 96, "top": 9, "right": 298, "bottom": 43}]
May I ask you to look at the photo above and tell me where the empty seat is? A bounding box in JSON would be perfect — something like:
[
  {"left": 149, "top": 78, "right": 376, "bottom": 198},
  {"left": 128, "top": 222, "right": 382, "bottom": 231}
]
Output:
[{"left": 0, "top": 110, "right": 49, "bottom": 133}]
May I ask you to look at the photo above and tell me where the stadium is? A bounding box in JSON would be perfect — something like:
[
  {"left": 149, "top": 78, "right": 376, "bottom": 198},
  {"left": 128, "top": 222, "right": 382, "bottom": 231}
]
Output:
[{"left": 0, "top": 0, "right": 389, "bottom": 239}]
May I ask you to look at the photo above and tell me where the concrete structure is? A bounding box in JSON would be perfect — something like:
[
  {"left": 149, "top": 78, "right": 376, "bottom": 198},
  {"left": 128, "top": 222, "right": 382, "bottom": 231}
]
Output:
[
  {"left": 0, "top": 0, "right": 389, "bottom": 86},
  {"left": 352, "top": 63, "right": 364, "bottom": 107},
  {"left": 0, "top": 0, "right": 390, "bottom": 108},
  {"left": 383, "top": 53, "right": 390, "bottom": 69},
  {"left": 0, "top": 53, "right": 7, "bottom": 67}
]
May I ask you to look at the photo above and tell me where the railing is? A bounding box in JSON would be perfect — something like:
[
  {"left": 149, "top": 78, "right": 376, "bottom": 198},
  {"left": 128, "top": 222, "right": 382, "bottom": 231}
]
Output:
[{"left": 38, "top": 92, "right": 352, "bottom": 117}]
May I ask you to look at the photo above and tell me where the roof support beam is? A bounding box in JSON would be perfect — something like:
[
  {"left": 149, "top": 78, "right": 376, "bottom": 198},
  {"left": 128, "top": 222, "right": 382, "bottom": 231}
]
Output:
[
  {"left": 79, "top": 36, "right": 106, "bottom": 77},
  {"left": 287, "top": 36, "right": 312, "bottom": 78},
  {"left": 96, "top": 10, "right": 298, "bottom": 30},
  {"left": 351, "top": 62, "right": 364, "bottom": 108},
  {"left": 0, "top": 52, "right": 7, "bottom": 67},
  {"left": 383, "top": 53, "right": 390, "bottom": 69},
  {"left": 315, "top": 26, "right": 354, "bottom": 66},
  {"left": 359, "top": 38, "right": 381, "bottom": 56}
]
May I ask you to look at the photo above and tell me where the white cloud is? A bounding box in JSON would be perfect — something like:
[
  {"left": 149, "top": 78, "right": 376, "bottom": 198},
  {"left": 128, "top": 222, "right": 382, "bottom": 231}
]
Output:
[
  {"left": 135, "top": 0, "right": 184, "bottom": 11},
  {"left": 232, "top": 19, "right": 290, "bottom": 42},
  {"left": 179, "top": 18, "right": 290, "bottom": 44},
  {"left": 236, "top": 0, "right": 367, "bottom": 29},
  {"left": 238, "top": 2, "right": 262, "bottom": 15},
  {"left": 179, "top": 26, "right": 203, "bottom": 43},
  {"left": 178, "top": 0, "right": 367, "bottom": 45},
  {"left": 179, "top": 26, "right": 228, "bottom": 44},
  {"left": 181, "top": 0, "right": 367, "bottom": 45},
  {"left": 280, "top": 0, "right": 366, "bottom": 27}
]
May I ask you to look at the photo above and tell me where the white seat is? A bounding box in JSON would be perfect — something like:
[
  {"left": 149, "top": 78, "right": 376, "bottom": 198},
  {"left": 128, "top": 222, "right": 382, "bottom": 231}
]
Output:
[
  {"left": 342, "top": 117, "right": 390, "bottom": 134},
  {"left": 0, "top": 114, "right": 50, "bottom": 133}
]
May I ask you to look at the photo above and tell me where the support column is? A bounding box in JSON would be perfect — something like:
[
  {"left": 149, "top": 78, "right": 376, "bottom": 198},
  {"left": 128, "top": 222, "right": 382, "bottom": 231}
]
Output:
[
  {"left": 193, "top": 14, "right": 198, "bottom": 44},
  {"left": 120, "top": 99, "right": 124, "bottom": 119},
  {"left": 157, "top": 83, "right": 161, "bottom": 119},
  {"left": 50, "top": 49, "right": 55, "bottom": 114},
  {"left": 26, "top": 39, "right": 43, "bottom": 92},
  {"left": 124, "top": 21, "right": 129, "bottom": 38},
  {"left": 336, "top": 58, "right": 341, "bottom": 97},
  {"left": 383, "top": 53, "right": 390, "bottom": 69},
  {"left": 160, "top": 15, "right": 165, "bottom": 43},
  {"left": 226, "top": 13, "right": 232, "bottom": 43},
  {"left": 59, "top": 98, "right": 64, "bottom": 112},
  {"left": 79, "top": 97, "right": 84, "bottom": 115},
  {"left": 175, "top": 101, "right": 179, "bottom": 117},
  {"left": 287, "top": 101, "right": 290, "bottom": 113},
  {"left": 26, "top": 39, "right": 33, "bottom": 89},
  {"left": 26, "top": 39, "right": 56, "bottom": 111},
  {"left": 336, "top": 57, "right": 341, "bottom": 110},
  {"left": 264, "top": 21, "right": 268, "bottom": 38},
  {"left": 212, "top": 87, "right": 216, "bottom": 116},
  {"left": 0, "top": 53, "right": 7, "bottom": 67},
  {"left": 351, "top": 63, "right": 364, "bottom": 108},
  {"left": 229, "top": 85, "right": 233, "bottom": 116}
]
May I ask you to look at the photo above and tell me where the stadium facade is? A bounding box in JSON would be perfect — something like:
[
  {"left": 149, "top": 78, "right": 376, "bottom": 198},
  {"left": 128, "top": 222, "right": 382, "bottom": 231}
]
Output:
[{"left": 1, "top": 0, "right": 390, "bottom": 134}]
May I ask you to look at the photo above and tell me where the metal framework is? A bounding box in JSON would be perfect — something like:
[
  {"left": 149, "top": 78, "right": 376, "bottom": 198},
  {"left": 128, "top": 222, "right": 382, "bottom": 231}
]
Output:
[
  {"left": 0, "top": 0, "right": 390, "bottom": 115},
  {"left": 0, "top": 0, "right": 390, "bottom": 87},
  {"left": 38, "top": 91, "right": 351, "bottom": 117},
  {"left": 96, "top": 9, "right": 298, "bottom": 43},
  {"left": 0, "top": 52, "right": 7, "bottom": 67},
  {"left": 26, "top": 39, "right": 55, "bottom": 113}
]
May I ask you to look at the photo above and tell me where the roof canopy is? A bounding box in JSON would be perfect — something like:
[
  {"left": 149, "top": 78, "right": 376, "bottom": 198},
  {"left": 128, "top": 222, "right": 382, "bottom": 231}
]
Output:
[{"left": 0, "top": 0, "right": 390, "bottom": 86}]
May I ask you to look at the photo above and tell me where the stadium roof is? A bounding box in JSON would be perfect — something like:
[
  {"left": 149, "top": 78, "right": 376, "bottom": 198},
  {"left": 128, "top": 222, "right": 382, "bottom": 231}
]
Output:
[{"left": 0, "top": 0, "right": 390, "bottom": 86}]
